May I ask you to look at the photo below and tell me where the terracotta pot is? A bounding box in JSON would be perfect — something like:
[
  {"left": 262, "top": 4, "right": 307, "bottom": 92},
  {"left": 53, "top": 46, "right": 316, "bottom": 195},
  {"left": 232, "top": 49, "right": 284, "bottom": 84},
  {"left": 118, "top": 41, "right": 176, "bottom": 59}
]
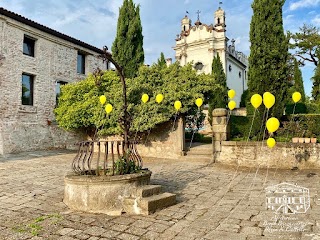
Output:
[
  {"left": 292, "top": 137, "right": 299, "bottom": 143},
  {"left": 304, "top": 138, "right": 311, "bottom": 143},
  {"left": 298, "top": 138, "right": 304, "bottom": 143},
  {"left": 311, "top": 138, "right": 317, "bottom": 143}
]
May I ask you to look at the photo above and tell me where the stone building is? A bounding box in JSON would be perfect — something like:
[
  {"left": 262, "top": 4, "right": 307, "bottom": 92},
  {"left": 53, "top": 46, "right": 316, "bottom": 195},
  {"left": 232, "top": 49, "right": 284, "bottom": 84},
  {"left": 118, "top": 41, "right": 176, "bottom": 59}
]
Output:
[
  {"left": 173, "top": 6, "right": 248, "bottom": 106},
  {"left": 0, "top": 7, "right": 108, "bottom": 155}
]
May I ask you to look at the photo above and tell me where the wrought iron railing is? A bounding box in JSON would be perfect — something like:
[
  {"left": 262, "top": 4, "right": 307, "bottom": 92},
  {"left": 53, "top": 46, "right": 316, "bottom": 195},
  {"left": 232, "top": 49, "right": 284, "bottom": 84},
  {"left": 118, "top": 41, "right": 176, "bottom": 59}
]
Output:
[{"left": 72, "top": 140, "right": 142, "bottom": 176}]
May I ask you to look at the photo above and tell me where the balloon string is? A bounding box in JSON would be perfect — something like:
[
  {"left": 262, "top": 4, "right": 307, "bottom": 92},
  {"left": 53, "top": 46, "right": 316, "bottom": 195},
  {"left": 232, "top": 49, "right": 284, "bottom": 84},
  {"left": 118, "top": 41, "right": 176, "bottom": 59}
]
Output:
[
  {"left": 257, "top": 108, "right": 267, "bottom": 142},
  {"left": 260, "top": 108, "right": 269, "bottom": 147},
  {"left": 285, "top": 102, "right": 297, "bottom": 142},
  {"left": 93, "top": 107, "right": 104, "bottom": 141},
  {"left": 171, "top": 113, "right": 178, "bottom": 132},
  {"left": 189, "top": 109, "right": 200, "bottom": 149},
  {"left": 226, "top": 109, "right": 232, "bottom": 126},
  {"left": 224, "top": 163, "right": 262, "bottom": 222},
  {"left": 246, "top": 109, "right": 256, "bottom": 144}
]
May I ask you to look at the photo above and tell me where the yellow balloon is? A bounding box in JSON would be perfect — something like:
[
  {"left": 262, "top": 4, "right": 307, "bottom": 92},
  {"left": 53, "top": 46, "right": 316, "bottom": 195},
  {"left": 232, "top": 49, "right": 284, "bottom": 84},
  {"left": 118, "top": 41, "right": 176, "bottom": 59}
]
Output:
[
  {"left": 228, "top": 89, "right": 236, "bottom": 99},
  {"left": 195, "top": 98, "right": 203, "bottom": 108},
  {"left": 267, "top": 138, "right": 276, "bottom": 148},
  {"left": 250, "top": 94, "right": 262, "bottom": 109},
  {"left": 174, "top": 101, "right": 182, "bottom": 111},
  {"left": 156, "top": 94, "right": 164, "bottom": 103},
  {"left": 105, "top": 104, "right": 113, "bottom": 114},
  {"left": 228, "top": 100, "right": 236, "bottom": 110},
  {"left": 99, "top": 95, "right": 106, "bottom": 105},
  {"left": 292, "top": 92, "right": 301, "bottom": 103},
  {"left": 141, "top": 94, "right": 149, "bottom": 103},
  {"left": 266, "top": 117, "right": 280, "bottom": 133},
  {"left": 263, "top": 92, "right": 275, "bottom": 109}
]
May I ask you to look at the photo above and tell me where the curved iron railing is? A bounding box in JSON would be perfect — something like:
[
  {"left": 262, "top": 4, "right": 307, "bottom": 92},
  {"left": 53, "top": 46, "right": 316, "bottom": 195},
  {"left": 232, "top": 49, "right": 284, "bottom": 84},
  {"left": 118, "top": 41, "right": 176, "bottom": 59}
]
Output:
[{"left": 72, "top": 140, "right": 142, "bottom": 176}]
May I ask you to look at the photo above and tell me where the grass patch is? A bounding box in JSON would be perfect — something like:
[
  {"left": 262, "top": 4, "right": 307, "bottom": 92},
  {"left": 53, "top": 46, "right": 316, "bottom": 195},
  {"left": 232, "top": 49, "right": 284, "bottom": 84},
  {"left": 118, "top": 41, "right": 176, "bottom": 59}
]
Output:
[{"left": 12, "top": 213, "right": 63, "bottom": 236}]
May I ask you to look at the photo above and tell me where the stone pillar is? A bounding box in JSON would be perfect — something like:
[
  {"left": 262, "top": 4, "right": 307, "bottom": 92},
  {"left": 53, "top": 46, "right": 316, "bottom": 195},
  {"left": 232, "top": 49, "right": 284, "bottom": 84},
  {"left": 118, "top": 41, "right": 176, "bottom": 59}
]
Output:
[
  {"left": 212, "top": 108, "right": 230, "bottom": 153},
  {"left": 177, "top": 116, "right": 186, "bottom": 155}
]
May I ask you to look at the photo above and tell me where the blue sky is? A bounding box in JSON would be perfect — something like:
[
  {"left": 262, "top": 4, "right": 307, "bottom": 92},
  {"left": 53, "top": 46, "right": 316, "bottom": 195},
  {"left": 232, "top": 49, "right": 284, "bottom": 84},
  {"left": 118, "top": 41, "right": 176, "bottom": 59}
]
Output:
[{"left": 1, "top": 0, "right": 319, "bottom": 96}]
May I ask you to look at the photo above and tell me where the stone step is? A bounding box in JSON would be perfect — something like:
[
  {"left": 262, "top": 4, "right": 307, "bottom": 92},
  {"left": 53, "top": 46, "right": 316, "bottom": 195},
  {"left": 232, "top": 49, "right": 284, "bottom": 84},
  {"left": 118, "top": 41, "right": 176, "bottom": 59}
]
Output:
[
  {"left": 123, "top": 192, "right": 176, "bottom": 215},
  {"left": 137, "top": 185, "right": 162, "bottom": 198},
  {"left": 180, "top": 155, "right": 212, "bottom": 163},
  {"left": 186, "top": 149, "right": 212, "bottom": 155},
  {"left": 140, "top": 192, "right": 176, "bottom": 214}
]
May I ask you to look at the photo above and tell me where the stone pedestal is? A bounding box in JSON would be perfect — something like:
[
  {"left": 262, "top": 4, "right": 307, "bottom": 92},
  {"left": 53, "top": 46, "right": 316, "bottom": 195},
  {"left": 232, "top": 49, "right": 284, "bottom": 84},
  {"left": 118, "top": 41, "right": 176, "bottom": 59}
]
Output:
[{"left": 212, "top": 108, "right": 230, "bottom": 153}]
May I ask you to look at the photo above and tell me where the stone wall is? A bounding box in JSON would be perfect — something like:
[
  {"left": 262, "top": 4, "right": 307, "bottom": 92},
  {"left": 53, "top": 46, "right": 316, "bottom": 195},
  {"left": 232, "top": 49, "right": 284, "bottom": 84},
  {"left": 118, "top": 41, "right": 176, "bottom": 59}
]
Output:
[
  {"left": 215, "top": 141, "right": 320, "bottom": 169},
  {"left": 1, "top": 121, "right": 84, "bottom": 154},
  {"left": 0, "top": 15, "right": 106, "bottom": 154},
  {"left": 136, "top": 118, "right": 185, "bottom": 159}
]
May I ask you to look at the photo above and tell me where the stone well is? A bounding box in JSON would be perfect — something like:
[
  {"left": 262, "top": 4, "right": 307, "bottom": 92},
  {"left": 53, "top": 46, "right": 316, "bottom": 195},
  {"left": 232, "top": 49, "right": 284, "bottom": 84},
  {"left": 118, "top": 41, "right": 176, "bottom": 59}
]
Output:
[{"left": 64, "top": 170, "right": 152, "bottom": 216}]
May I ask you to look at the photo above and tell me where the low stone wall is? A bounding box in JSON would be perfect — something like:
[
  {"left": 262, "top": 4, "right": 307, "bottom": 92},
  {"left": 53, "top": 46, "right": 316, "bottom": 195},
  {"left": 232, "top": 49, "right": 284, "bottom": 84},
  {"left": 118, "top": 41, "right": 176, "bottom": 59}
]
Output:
[{"left": 215, "top": 141, "right": 320, "bottom": 169}]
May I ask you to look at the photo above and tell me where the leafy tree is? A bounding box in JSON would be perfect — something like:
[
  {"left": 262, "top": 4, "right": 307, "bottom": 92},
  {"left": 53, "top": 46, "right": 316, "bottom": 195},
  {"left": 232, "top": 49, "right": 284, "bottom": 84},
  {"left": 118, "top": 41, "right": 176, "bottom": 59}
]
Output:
[
  {"left": 157, "top": 52, "right": 166, "bottom": 68},
  {"left": 312, "top": 63, "right": 320, "bottom": 101},
  {"left": 111, "top": 0, "right": 144, "bottom": 78},
  {"left": 248, "top": 0, "right": 289, "bottom": 118},
  {"left": 289, "top": 24, "right": 320, "bottom": 66},
  {"left": 208, "top": 54, "right": 227, "bottom": 121},
  {"left": 55, "top": 63, "right": 219, "bottom": 137}
]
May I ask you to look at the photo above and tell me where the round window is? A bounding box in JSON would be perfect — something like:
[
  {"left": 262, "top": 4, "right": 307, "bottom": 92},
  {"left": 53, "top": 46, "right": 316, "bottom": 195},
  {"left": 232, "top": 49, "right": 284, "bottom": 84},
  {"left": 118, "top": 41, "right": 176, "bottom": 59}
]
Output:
[{"left": 194, "top": 62, "right": 204, "bottom": 71}]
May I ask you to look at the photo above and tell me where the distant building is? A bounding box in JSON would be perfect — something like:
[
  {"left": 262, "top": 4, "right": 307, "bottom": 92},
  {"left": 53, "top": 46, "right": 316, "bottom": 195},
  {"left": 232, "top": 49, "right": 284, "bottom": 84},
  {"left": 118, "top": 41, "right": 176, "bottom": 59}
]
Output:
[
  {"left": 173, "top": 6, "right": 248, "bottom": 106},
  {"left": 265, "top": 182, "right": 310, "bottom": 214},
  {"left": 0, "top": 7, "right": 108, "bottom": 155}
]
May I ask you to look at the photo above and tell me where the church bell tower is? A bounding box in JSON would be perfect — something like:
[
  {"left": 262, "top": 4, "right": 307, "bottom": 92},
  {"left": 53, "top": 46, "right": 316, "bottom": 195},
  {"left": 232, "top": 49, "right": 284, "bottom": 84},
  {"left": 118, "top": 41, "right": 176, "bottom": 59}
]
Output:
[{"left": 181, "top": 15, "right": 191, "bottom": 32}]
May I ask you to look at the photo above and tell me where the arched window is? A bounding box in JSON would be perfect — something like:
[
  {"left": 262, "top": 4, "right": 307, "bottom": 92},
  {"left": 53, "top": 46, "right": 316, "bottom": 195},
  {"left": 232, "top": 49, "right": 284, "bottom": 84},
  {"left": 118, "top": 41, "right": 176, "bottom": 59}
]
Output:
[
  {"left": 183, "top": 26, "right": 186, "bottom": 31},
  {"left": 217, "top": 18, "right": 220, "bottom": 24},
  {"left": 239, "top": 71, "right": 242, "bottom": 78},
  {"left": 229, "top": 65, "right": 232, "bottom": 72}
]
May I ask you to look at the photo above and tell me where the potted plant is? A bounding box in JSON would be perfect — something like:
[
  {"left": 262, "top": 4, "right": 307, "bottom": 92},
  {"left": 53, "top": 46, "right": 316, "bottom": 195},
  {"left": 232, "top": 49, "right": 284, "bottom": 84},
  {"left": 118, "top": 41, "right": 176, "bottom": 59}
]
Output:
[
  {"left": 304, "top": 137, "right": 311, "bottom": 143},
  {"left": 292, "top": 137, "right": 299, "bottom": 143}
]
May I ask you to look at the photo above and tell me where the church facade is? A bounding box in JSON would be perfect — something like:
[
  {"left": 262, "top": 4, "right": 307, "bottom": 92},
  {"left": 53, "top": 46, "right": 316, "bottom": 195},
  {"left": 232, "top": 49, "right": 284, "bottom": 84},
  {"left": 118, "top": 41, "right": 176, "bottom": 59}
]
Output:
[{"left": 173, "top": 7, "right": 248, "bottom": 106}]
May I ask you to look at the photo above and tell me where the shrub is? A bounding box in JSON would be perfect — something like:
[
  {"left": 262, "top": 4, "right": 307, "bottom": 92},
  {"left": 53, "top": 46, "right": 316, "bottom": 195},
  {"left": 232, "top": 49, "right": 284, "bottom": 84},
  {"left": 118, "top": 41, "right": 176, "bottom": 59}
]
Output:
[
  {"left": 240, "top": 89, "right": 250, "bottom": 108},
  {"left": 286, "top": 103, "right": 307, "bottom": 114}
]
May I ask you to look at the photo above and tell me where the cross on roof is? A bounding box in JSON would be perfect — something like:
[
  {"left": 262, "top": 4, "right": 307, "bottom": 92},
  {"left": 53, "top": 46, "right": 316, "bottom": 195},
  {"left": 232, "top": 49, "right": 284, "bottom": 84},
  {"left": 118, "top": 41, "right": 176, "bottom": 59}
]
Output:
[{"left": 196, "top": 10, "right": 201, "bottom": 21}]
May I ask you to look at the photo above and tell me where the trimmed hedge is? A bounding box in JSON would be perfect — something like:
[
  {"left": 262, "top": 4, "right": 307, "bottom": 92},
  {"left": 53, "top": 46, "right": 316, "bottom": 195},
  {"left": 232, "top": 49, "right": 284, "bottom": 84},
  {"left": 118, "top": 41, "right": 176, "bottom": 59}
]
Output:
[{"left": 230, "top": 113, "right": 320, "bottom": 141}]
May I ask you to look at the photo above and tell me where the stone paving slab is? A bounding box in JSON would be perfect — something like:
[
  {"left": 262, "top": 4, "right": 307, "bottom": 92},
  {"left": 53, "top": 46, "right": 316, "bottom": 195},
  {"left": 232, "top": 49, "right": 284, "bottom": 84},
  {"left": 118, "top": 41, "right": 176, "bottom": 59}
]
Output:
[{"left": 1, "top": 151, "right": 320, "bottom": 239}]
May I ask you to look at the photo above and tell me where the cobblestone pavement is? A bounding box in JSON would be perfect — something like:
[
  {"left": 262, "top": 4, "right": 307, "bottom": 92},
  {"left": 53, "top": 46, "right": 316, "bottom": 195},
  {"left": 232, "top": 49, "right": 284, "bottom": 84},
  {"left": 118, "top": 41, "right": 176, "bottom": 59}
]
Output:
[{"left": 1, "top": 150, "right": 320, "bottom": 240}]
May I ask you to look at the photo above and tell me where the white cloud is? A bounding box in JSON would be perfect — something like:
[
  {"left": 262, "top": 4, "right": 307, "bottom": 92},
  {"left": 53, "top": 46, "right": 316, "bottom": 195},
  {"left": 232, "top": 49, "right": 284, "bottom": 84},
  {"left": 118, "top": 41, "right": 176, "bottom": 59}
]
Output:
[
  {"left": 289, "top": 0, "right": 320, "bottom": 11},
  {"left": 312, "top": 15, "right": 320, "bottom": 26}
]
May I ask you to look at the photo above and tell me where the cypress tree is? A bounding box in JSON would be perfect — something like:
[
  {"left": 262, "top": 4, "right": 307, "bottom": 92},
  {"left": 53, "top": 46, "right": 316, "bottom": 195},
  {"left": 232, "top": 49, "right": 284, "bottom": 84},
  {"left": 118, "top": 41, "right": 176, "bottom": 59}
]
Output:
[
  {"left": 157, "top": 52, "right": 166, "bottom": 68},
  {"left": 293, "top": 59, "right": 306, "bottom": 102},
  {"left": 248, "top": 0, "right": 289, "bottom": 118},
  {"left": 112, "top": 0, "right": 144, "bottom": 78},
  {"left": 209, "top": 54, "right": 227, "bottom": 122},
  {"left": 312, "top": 63, "right": 320, "bottom": 102}
]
